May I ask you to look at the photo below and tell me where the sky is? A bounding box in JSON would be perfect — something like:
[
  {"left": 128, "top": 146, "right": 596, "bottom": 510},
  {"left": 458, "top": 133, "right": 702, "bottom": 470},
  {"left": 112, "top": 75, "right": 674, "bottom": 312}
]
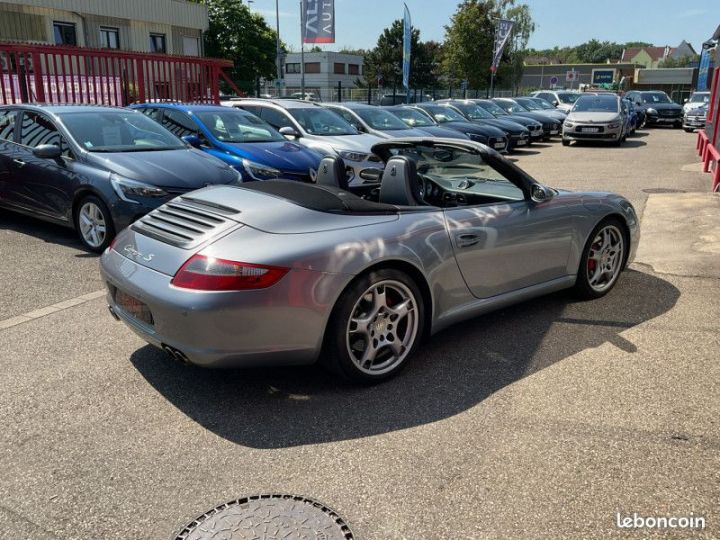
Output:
[{"left": 249, "top": 0, "right": 718, "bottom": 53}]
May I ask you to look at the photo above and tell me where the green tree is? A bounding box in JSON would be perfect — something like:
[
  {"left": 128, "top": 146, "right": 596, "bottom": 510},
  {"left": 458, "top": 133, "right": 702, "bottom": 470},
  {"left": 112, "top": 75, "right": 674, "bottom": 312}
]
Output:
[
  {"left": 362, "top": 20, "right": 439, "bottom": 89},
  {"left": 204, "top": 0, "right": 280, "bottom": 93},
  {"left": 442, "top": 0, "right": 534, "bottom": 90}
]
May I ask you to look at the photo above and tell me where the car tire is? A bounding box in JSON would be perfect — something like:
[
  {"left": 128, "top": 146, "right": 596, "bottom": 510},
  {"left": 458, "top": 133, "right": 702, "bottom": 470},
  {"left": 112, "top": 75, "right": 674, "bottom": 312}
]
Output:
[
  {"left": 683, "top": 128, "right": 693, "bottom": 133},
  {"left": 322, "top": 268, "right": 425, "bottom": 383},
  {"left": 574, "top": 218, "right": 627, "bottom": 300},
  {"left": 562, "top": 138, "right": 570, "bottom": 146},
  {"left": 74, "top": 195, "right": 115, "bottom": 252}
]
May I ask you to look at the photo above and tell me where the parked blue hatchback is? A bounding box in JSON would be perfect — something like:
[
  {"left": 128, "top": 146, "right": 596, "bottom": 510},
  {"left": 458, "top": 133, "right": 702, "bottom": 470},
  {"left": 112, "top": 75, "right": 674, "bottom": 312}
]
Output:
[{"left": 132, "top": 103, "right": 322, "bottom": 182}]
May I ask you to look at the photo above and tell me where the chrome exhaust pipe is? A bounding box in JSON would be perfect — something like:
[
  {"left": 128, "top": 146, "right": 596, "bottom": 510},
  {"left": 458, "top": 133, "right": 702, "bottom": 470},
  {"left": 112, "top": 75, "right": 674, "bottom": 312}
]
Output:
[{"left": 162, "top": 344, "right": 190, "bottom": 365}]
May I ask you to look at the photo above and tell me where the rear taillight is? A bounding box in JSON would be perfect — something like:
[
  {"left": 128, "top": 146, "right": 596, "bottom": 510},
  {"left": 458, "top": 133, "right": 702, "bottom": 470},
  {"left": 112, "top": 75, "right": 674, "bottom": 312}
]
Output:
[{"left": 171, "top": 254, "right": 289, "bottom": 291}]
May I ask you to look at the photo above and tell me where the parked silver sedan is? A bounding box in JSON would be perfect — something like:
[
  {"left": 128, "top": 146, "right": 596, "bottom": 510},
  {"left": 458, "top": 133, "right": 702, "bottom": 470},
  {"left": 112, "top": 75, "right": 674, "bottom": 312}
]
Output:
[
  {"left": 101, "top": 138, "right": 638, "bottom": 383},
  {"left": 562, "top": 94, "right": 628, "bottom": 146}
]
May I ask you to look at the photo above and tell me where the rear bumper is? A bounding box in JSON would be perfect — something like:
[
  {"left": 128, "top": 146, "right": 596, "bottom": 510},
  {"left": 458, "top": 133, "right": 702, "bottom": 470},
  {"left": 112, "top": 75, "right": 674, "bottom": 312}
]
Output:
[{"left": 100, "top": 248, "right": 348, "bottom": 368}]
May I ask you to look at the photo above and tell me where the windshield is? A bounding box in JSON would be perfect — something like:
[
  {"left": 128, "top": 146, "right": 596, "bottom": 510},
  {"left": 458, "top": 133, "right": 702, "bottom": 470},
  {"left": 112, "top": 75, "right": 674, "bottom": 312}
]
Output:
[
  {"left": 476, "top": 100, "right": 509, "bottom": 116},
  {"left": 355, "top": 107, "right": 409, "bottom": 131},
  {"left": 389, "top": 108, "right": 435, "bottom": 127},
  {"left": 530, "top": 98, "right": 553, "bottom": 110},
  {"left": 60, "top": 111, "right": 184, "bottom": 152},
  {"left": 394, "top": 144, "right": 525, "bottom": 203},
  {"left": 452, "top": 103, "right": 495, "bottom": 120},
  {"left": 423, "top": 105, "right": 467, "bottom": 123},
  {"left": 515, "top": 98, "right": 541, "bottom": 110},
  {"left": 641, "top": 92, "right": 671, "bottom": 104},
  {"left": 571, "top": 96, "right": 619, "bottom": 113},
  {"left": 496, "top": 100, "right": 527, "bottom": 113},
  {"left": 689, "top": 92, "right": 710, "bottom": 104},
  {"left": 557, "top": 93, "right": 581, "bottom": 104},
  {"left": 195, "top": 110, "right": 284, "bottom": 143},
  {"left": 289, "top": 108, "right": 358, "bottom": 136}
]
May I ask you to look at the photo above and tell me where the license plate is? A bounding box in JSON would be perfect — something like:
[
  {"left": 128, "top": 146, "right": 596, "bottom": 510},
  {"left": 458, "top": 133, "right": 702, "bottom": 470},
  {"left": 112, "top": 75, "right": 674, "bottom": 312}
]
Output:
[
  {"left": 658, "top": 118, "right": 675, "bottom": 123},
  {"left": 581, "top": 127, "right": 600, "bottom": 133},
  {"left": 494, "top": 142, "right": 505, "bottom": 149},
  {"left": 115, "top": 289, "right": 153, "bottom": 326},
  {"left": 516, "top": 139, "right": 527, "bottom": 146},
  {"left": 550, "top": 130, "right": 559, "bottom": 135}
]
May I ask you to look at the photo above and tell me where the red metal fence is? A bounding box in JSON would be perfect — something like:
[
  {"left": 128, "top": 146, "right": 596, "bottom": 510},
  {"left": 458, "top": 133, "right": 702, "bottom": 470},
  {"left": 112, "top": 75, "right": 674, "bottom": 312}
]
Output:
[{"left": 0, "top": 42, "right": 241, "bottom": 106}]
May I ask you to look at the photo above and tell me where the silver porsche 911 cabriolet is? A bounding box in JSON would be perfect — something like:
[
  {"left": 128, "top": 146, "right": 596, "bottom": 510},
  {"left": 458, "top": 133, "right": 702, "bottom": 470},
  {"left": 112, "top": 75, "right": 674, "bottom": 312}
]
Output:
[{"left": 100, "top": 138, "right": 638, "bottom": 383}]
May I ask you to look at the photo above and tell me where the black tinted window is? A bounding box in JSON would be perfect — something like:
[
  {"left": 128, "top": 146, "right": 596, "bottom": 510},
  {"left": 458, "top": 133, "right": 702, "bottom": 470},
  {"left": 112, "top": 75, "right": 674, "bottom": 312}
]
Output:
[
  {"left": 161, "top": 109, "right": 198, "bottom": 138},
  {"left": 0, "top": 110, "right": 17, "bottom": 141},
  {"left": 20, "top": 112, "right": 61, "bottom": 147},
  {"left": 139, "top": 107, "right": 162, "bottom": 121},
  {"left": 260, "top": 107, "right": 293, "bottom": 129}
]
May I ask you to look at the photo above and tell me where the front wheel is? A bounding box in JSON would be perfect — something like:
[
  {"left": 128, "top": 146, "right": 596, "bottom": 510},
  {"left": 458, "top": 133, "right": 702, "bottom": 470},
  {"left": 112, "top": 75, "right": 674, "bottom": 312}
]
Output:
[
  {"left": 322, "top": 269, "right": 424, "bottom": 383},
  {"left": 574, "top": 219, "right": 626, "bottom": 299},
  {"left": 74, "top": 195, "right": 115, "bottom": 252},
  {"left": 561, "top": 138, "right": 570, "bottom": 146}
]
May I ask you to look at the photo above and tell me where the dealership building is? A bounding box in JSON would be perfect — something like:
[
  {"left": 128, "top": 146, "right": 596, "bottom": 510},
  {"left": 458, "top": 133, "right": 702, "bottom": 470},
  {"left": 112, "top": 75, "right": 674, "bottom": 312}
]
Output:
[{"left": 0, "top": 0, "right": 207, "bottom": 56}]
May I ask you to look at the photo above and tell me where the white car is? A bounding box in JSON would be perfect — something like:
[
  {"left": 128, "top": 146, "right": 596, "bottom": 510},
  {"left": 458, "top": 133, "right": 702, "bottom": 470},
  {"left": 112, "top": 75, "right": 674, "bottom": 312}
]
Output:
[
  {"left": 531, "top": 90, "right": 582, "bottom": 113},
  {"left": 225, "top": 99, "right": 385, "bottom": 188},
  {"left": 683, "top": 91, "right": 710, "bottom": 113}
]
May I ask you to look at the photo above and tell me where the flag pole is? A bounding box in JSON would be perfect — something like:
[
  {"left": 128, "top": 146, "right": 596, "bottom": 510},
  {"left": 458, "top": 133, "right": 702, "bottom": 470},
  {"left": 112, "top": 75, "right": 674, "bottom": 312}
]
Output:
[{"left": 300, "top": 0, "right": 306, "bottom": 99}]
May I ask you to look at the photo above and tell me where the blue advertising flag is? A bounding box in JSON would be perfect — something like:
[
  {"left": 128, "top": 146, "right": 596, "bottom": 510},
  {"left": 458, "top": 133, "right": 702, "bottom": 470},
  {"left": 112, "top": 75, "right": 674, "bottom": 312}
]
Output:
[
  {"left": 491, "top": 19, "right": 514, "bottom": 73},
  {"left": 698, "top": 48, "right": 711, "bottom": 90},
  {"left": 403, "top": 4, "right": 411, "bottom": 91}
]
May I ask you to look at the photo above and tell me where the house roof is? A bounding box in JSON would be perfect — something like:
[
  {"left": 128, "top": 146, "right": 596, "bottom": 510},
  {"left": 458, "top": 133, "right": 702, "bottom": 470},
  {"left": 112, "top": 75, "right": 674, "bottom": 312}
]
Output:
[{"left": 622, "top": 46, "right": 672, "bottom": 62}]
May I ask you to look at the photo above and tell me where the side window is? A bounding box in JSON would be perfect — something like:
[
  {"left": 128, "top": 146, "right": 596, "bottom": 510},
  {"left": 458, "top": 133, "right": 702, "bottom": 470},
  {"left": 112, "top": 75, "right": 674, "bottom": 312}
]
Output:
[
  {"left": 0, "top": 110, "right": 17, "bottom": 141},
  {"left": 334, "top": 109, "right": 361, "bottom": 130},
  {"left": 161, "top": 110, "right": 198, "bottom": 138},
  {"left": 260, "top": 108, "right": 292, "bottom": 129},
  {"left": 20, "top": 112, "right": 61, "bottom": 148},
  {"left": 139, "top": 107, "right": 162, "bottom": 121}
]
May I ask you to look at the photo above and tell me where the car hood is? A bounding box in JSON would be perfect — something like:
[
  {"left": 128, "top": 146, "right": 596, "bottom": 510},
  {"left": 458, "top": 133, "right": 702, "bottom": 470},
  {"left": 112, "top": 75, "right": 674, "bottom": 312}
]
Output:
[
  {"left": 443, "top": 121, "right": 507, "bottom": 137},
  {"left": 371, "top": 127, "right": 430, "bottom": 139},
  {"left": 567, "top": 112, "right": 621, "bottom": 123},
  {"left": 642, "top": 102, "right": 682, "bottom": 111},
  {"left": 85, "top": 148, "right": 237, "bottom": 188},
  {"left": 415, "top": 126, "right": 470, "bottom": 139},
  {"left": 491, "top": 115, "right": 539, "bottom": 128},
  {"left": 219, "top": 140, "right": 321, "bottom": 172},
  {"left": 510, "top": 111, "right": 556, "bottom": 124},
  {"left": 301, "top": 133, "right": 384, "bottom": 154}
]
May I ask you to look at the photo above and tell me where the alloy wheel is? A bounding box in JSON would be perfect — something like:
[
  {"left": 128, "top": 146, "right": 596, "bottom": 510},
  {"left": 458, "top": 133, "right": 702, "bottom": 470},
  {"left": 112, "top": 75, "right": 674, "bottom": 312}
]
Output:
[
  {"left": 78, "top": 201, "right": 107, "bottom": 249},
  {"left": 586, "top": 225, "right": 624, "bottom": 293},
  {"left": 345, "top": 280, "right": 419, "bottom": 376}
]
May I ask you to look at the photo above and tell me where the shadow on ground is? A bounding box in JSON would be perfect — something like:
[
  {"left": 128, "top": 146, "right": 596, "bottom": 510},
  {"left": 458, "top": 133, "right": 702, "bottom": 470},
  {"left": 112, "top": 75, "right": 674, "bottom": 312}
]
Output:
[
  {"left": 0, "top": 209, "right": 93, "bottom": 254},
  {"left": 131, "top": 269, "right": 679, "bottom": 449}
]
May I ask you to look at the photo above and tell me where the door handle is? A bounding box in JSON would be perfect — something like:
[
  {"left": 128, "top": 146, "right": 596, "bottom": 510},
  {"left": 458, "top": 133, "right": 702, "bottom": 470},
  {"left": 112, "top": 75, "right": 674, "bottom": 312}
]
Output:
[
  {"left": 12, "top": 159, "right": 26, "bottom": 168},
  {"left": 455, "top": 233, "right": 480, "bottom": 248}
]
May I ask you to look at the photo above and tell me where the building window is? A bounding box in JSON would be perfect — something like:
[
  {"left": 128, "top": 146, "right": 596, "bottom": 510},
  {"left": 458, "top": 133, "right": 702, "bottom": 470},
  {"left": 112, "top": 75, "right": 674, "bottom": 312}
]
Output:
[
  {"left": 285, "top": 63, "right": 301, "bottom": 74},
  {"left": 333, "top": 62, "right": 345, "bottom": 74},
  {"left": 99, "top": 26, "right": 120, "bottom": 49},
  {"left": 183, "top": 36, "right": 200, "bottom": 56},
  {"left": 53, "top": 21, "right": 77, "bottom": 46},
  {"left": 304, "top": 62, "right": 321, "bottom": 74},
  {"left": 150, "top": 33, "right": 167, "bottom": 54},
  {"left": 348, "top": 64, "right": 360, "bottom": 75}
]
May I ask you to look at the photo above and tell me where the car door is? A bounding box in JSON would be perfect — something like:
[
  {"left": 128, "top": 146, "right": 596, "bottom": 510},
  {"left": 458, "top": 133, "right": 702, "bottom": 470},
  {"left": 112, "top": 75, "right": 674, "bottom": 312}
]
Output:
[
  {"left": 441, "top": 150, "right": 576, "bottom": 299},
  {"left": 6, "top": 110, "right": 76, "bottom": 221}
]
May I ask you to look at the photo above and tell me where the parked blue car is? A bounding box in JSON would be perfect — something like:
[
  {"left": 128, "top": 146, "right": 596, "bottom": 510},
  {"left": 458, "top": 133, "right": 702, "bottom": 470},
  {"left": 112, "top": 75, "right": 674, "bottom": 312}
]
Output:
[{"left": 131, "top": 103, "right": 322, "bottom": 182}]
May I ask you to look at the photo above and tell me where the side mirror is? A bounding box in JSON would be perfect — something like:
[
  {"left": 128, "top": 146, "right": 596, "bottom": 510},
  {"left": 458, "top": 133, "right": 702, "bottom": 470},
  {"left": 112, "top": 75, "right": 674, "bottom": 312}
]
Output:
[
  {"left": 552, "top": 100, "right": 559, "bottom": 106},
  {"left": 531, "top": 184, "right": 553, "bottom": 203},
  {"left": 33, "top": 144, "right": 62, "bottom": 159},
  {"left": 683, "top": 98, "right": 688, "bottom": 103},
  {"left": 182, "top": 134, "right": 202, "bottom": 148},
  {"left": 279, "top": 126, "right": 301, "bottom": 138}
]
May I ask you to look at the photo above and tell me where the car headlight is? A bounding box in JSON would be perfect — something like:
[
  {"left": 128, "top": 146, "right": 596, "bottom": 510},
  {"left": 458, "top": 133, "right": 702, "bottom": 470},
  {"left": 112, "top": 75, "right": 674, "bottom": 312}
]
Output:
[
  {"left": 646, "top": 108, "right": 657, "bottom": 115},
  {"left": 242, "top": 159, "right": 281, "bottom": 181},
  {"left": 607, "top": 118, "right": 621, "bottom": 128},
  {"left": 339, "top": 150, "right": 370, "bottom": 162},
  {"left": 110, "top": 174, "right": 168, "bottom": 204}
]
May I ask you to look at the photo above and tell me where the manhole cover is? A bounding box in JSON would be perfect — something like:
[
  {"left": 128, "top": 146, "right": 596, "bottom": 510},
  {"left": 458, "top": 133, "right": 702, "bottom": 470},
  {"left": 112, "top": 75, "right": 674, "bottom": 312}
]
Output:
[
  {"left": 174, "top": 494, "right": 354, "bottom": 540},
  {"left": 642, "top": 188, "right": 687, "bottom": 194}
]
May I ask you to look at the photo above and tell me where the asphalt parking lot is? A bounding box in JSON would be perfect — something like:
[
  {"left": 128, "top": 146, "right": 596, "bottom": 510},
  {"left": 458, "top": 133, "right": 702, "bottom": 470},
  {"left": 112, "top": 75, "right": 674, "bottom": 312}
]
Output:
[{"left": 1, "top": 127, "right": 718, "bottom": 539}]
